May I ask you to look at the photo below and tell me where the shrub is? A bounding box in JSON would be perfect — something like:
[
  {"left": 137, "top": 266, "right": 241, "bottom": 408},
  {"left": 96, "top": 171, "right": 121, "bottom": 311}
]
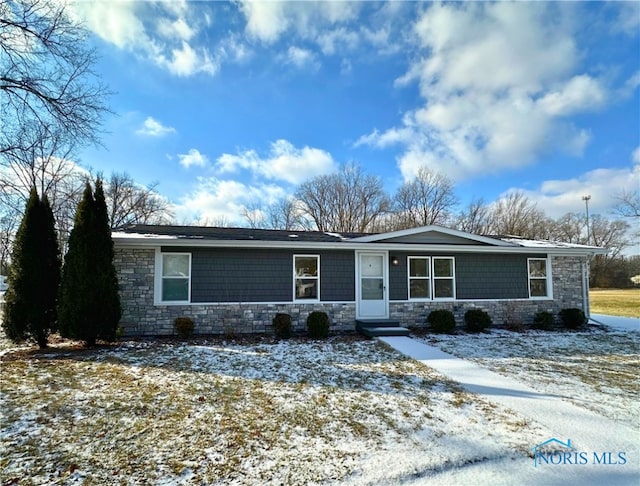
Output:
[
  {"left": 464, "top": 309, "right": 492, "bottom": 333},
  {"left": 174, "top": 316, "right": 195, "bottom": 339},
  {"left": 533, "top": 311, "right": 554, "bottom": 330},
  {"left": 427, "top": 309, "right": 456, "bottom": 334},
  {"left": 559, "top": 308, "right": 586, "bottom": 329},
  {"left": 307, "top": 311, "right": 330, "bottom": 339},
  {"left": 273, "top": 313, "right": 293, "bottom": 339}
]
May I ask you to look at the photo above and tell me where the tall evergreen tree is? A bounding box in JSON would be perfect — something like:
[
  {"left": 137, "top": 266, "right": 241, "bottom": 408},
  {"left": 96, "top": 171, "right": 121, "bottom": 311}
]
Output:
[
  {"left": 58, "top": 179, "right": 121, "bottom": 346},
  {"left": 91, "top": 178, "right": 121, "bottom": 341},
  {"left": 58, "top": 182, "right": 96, "bottom": 345},
  {"left": 2, "top": 187, "right": 60, "bottom": 348}
]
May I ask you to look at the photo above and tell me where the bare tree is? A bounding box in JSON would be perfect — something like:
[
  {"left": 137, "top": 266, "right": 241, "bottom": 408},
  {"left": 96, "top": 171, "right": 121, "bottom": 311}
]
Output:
[
  {"left": 547, "top": 212, "right": 587, "bottom": 244},
  {"left": 613, "top": 189, "right": 640, "bottom": 218},
  {"left": 487, "top": 192, "right": 551, "bottom": 239},
  {"left": 0, "top": 126, "right": 86, "bottom": 250},
  {"left": 452, "top": 198, "right": 491, "bottom": 235},
  {"left": 1, "top": 0, "right": 110, "bottom": 159},
  {"left": 296, "top": 163, "right": 390, "bottom": 232},
  {"left": 242, "top": 198, "right": 313, "bottom": 230},
  {"left": 104, "top": 172, "right": 173, "bottom": 229},
  {"left": 392, "top": 167, "right": 458, "bottom": 229}
]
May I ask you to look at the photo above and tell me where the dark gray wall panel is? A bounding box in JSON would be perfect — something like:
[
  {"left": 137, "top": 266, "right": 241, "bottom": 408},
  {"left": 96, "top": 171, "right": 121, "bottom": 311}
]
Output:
[
  {"left": 388, "top": 252, "right": 535, "bottom": 301},
  {"left": 162, "top": 247, "right": 354, "bottom": 302},
  {"left": 455, "top": 254, "right": 530, "bottom": 299},
  {"left": 320, "top": 250, "right": 355, "bottom": 301}
]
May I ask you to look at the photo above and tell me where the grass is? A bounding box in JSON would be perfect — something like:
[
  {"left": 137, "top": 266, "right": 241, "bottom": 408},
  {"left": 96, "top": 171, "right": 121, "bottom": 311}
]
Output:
[
  {"left": 590, "top": 288, "right": 640, "bottom": 318},
  {"left": 1, "top": 336, "right": 542, "bottom": 485}
]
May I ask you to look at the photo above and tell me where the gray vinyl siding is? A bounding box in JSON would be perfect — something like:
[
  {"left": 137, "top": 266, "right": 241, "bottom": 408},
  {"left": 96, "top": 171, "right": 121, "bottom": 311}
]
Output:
[
  {"left": 162, "top": 247, "right": 354, "bottom": 303},
  {"left": 389, "top": 252, "right": 537, "bottom": 300}
]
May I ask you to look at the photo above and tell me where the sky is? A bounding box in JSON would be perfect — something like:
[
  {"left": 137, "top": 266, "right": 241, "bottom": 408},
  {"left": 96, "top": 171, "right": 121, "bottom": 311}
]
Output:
[{"left": 71, "top": 0, "right": 640, "bottom": 232}]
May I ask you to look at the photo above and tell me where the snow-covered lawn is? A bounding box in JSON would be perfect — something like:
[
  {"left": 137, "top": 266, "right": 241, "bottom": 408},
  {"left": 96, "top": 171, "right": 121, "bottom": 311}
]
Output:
[
  {"left": 2, "top": 326, "right": 637, "bottom": 485},
  {"left": 417, "top": 326, "right": 640, "bottom": 430},
  {"left": 1, "top": 335, "right": 549, "bottom": 485}
]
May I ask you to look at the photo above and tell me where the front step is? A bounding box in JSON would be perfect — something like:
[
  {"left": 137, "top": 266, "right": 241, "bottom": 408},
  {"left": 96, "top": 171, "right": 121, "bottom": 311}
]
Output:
[{"left": 356, "top": 319, "right": 410, "bottom": 337}]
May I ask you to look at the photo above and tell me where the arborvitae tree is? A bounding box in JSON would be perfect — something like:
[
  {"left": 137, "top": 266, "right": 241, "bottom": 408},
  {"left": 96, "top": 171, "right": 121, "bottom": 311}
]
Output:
[
  {"left": 58, "top": 180, "right": 121, "bottom": 346},
  {"left": 40, "top": 194, "right": 62, "bottom": 336},
  {"left": 2, "top": 187, "right": 60, "bottom": 348},
  {"left": 91, "top": 178, "right": 121, "bottom": 341},
  {"left": 58, "top": 182, "right": 96, "bottom": 345}
]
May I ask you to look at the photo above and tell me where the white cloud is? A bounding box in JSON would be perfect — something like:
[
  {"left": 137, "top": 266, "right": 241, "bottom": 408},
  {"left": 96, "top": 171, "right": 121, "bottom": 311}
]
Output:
[
  {"left": 633, "top": 147, "right": 640, "bottom": 163},
  {"left": 611, "top": 1, "right": 640, "bottom": 36},
  {"left": 157, "top": 41, "right": 218, "bottom": 77},
  {"left": 173, "top": 177, "right": 285, "bottom": 224},
  {"left": 538, "top": 75, "right": 606, "bottom": 116},
  {"left": 283, "top": 46, "right": 318, "bottom": 70},
  {"left": 178, "top": 149, "right": 209, "bottom": 169},
  {"left": 238, "top": 1, "right": 360, "bottom": 45},
  {"left": 136, "top": 117, "right": 176, "bottom": 137},
  {"left": 216, "top": 139, "right": 337, "bottom": 185},
  {"left": 239, "top": 1, "right": 288, "bottom": 43},
  {"left": 360, "top": 2, "right": 614, "bottom": 182},
  {"left": 72, "top": 1, "right": 217, "bottom": 77},
  {"left": 157, "top": 17, "right": 194, "bottom": 41},
  {"left": 508, "top": 164, "right": 640, "bottom": 218}
]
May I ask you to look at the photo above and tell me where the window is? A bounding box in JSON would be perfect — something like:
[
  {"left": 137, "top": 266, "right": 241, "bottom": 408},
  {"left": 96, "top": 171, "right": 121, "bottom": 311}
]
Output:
[
  {"left": 433, "top": 257, "right": 455, "bottom": 299},
  {"left": 161, "top": 253, "right": 191, "bottom": 302},
  {"left": 528, "top": 258, "right": 549, "bottom": 298},
  {"left": 408, "top": 256, "right": 455, "bottom": 300},
  {"left": 294, "top": 255, "right": 319, "bottom": 300},
  {"left": 409, "top": 257, "right": 430, "bottom": 299}
]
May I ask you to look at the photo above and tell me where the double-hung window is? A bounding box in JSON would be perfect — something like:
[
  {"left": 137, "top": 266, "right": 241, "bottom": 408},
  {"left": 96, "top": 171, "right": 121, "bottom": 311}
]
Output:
[
  {"left": 528, "top": 258, "right": 549, "bottom": 298},
  {"left": 160, "top": 253, "right": 191, "bottom": 303},
  {"left": 409, "top": 257, "right": 431, "bottom": 299},
  {"left": 408, "top": 256, "right": 455, "bottom": 300},
  {"left": 433, "top": 257, "right": 455, "bottom": 299},
  {"left": 294, "top": 255, "right": 319, "bottom": 301}
]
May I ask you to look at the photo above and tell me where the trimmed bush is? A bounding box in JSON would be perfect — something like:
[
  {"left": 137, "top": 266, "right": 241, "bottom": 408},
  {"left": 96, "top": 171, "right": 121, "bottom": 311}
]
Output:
[
  {"left": 273, "top": 313, "right": 293, "bottom": 339},
  {"left": 464, "top": 309, "right": 492, "bottom": 333},
  {"left": 307, "top": 311, "right": 330, "bottom": 339},
  {"left": 533, "top": 311, "right": 554, "bottom": 330},
  {"left": 427, "top": 309, "right": 456, "bottom": 334},
  {"left": 174, "top": 316, "right": 195, "bottom": 339},
  {"left": 559, "top": 308, "right": 586, "bottom": 329}
]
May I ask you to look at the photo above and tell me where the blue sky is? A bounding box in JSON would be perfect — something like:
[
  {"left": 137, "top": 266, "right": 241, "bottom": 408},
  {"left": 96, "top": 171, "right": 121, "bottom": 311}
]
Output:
[{"left": 72, "top": 1, "right": 639, "bottom": 228}]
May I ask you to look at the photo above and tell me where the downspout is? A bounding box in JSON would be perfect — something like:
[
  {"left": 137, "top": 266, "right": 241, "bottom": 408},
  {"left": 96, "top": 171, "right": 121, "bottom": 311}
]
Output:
[{"left": 582, "top": 257, "right": 590, "bottom": 318}]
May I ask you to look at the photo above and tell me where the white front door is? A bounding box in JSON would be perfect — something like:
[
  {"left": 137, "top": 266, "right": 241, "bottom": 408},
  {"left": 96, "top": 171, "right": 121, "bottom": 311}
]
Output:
[{"left": 356, "top": 252, "right": 388, "bottom": 319}]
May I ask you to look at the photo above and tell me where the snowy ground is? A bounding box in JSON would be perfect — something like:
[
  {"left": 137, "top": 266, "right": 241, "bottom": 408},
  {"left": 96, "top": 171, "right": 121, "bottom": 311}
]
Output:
[
  {"left": 416, "top": 325, "right": 639, "bottom": 429},
  {"left": 1, "top": 324, "right": 637, "bottom": 485},
  {"left": 2, "top": 335, "right": 548, "bottom": 485}
]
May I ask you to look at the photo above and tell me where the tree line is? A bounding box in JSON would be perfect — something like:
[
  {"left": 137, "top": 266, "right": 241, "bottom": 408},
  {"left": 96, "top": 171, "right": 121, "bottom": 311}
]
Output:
[{"left": 243, "top": 163, "right": 639, "bottom": 288}]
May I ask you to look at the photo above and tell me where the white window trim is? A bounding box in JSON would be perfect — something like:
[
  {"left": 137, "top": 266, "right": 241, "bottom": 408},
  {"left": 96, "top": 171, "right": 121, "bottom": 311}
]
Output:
[
  {"left": 528, "top": 257, "right": 552, "bottom": 300},
  {"left": 432, "top": 256, "right": 456, "bottom": 301},
  {"left": 408, "top": 256, "right": 431, "bottom": 301},
  {"left": 293, "top": 254, "right": 320, "bottom": 302},
  {"left": 407, "top": 256, "right": 456, "bottom": 301},
  {"left": 155, "top": 250, "right": 191, "bottom": 305}
]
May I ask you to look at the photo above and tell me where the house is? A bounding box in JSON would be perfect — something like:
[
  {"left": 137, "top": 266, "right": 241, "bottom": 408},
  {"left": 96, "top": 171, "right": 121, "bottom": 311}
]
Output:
[{"left": 111, "top": 224, "right": 606, "bottom": 336}]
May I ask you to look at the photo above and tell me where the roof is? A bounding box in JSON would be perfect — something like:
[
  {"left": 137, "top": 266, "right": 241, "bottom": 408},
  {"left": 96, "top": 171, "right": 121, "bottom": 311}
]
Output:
[
  {"left": 112, "top": 224, "right": 607, "bottom": 255},
  {"left": 114, "top": 224, "right": 367, "bottom": 242}
]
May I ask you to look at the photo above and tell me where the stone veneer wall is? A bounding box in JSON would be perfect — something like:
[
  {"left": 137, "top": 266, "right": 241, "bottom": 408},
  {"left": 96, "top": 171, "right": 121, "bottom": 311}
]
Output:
[
  {"left": 115, "top": 248, "right": 587, "bottom": 336},
  {"left": 114, "top": 247, "right": 355, "bottom": 336}
]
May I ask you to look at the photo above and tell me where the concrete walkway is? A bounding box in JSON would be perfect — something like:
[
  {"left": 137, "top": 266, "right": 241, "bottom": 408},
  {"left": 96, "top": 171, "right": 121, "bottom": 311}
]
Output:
[
  {"left": 379, "top": 335, "right": 639, "bottom": 485},
  {"left": 590, "top": 313, "right": 640, "bottom": 331}
]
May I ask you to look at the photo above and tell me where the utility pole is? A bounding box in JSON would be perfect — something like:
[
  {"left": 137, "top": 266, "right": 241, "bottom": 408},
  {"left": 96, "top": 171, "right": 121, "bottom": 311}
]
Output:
[{"left": 582, "top": 195, "right": 591, "bottom": 244}]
